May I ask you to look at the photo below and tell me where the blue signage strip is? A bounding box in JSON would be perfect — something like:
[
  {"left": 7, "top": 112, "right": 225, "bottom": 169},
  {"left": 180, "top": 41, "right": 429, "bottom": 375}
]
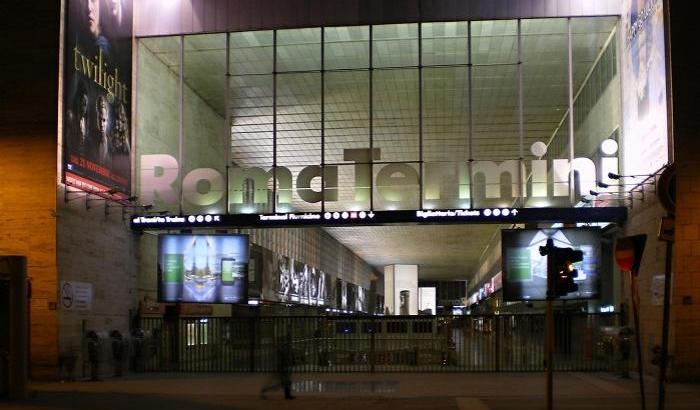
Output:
[{"left": 130, "top": 207, "right": 627, "bottom": 230}]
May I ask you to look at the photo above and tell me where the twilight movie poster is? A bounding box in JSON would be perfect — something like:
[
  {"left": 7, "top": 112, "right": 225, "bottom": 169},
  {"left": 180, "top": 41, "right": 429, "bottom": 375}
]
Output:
[{"left": 63, "top": 0, "right": 133, "bottom": 197}]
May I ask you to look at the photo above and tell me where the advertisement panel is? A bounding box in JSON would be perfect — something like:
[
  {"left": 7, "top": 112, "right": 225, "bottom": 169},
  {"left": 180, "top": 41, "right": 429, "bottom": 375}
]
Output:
[
  {"left": 158, "top": 234, "right": 248, "bottom": 303},
  {"left": 63, "top": 0, "right": 133, "bottom": 197},
  {"left": 502, "top": 228, "right": 602, "bottom": 301},
  {"left": 621, "top": 0, "right": 669, "bottom": 176}
]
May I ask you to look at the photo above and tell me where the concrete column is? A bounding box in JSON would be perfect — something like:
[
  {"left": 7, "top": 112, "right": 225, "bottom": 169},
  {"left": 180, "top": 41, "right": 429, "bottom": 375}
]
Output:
[{"left": 384, "top": 264, "right": 418, "bottom": 315}]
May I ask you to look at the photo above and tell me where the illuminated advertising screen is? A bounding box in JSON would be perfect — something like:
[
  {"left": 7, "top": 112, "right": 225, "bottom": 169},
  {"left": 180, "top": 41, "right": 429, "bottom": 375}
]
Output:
[
  {"left": 502, "top": 228, "right": 601, "bottom": 301},
  {"left": 158, "top": 234, "right": 248, "bottom": 303}
]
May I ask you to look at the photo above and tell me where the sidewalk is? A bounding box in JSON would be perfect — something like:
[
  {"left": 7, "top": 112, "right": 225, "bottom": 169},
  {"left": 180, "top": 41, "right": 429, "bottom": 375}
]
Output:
[{"left": 2, "top": 372, "right": 699, "bottom": 410}]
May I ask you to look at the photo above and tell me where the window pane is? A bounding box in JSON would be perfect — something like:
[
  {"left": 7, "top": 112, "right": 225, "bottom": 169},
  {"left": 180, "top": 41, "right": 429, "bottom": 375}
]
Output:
[
  {"left": 521, "top": 18, "right": 570, "bottom": 207},
  {"left": 183, "top": 34, "right": 227, "bottom": 214},
  {"left": 324, "top": 26, "right": 369, "bottom": 70},
  {"left": 422, "top": 22, "right": 468, "bottom": 66},
  {"left": 324, "top": 71, "right": 370, "bottom": 164},
  {"left": 471, "top": 64, "right": 519, "bottom": 208},
  {"left": 373, "top": 68, "right": 419, "bottom": 162},
  {"left": 572, "top": 17, "right": 620, "bottom": 204},
  {"left": 423, "top": 66, "right": 469, "bottom": 162},
  {"left": 373, "top": 24, "right": 418, "bottom": 68},
  {"left": 136, "top": 37, "right": 181, "bottom": 213},
  {"left": 471, "top": 65, "right": 518, "bottom": 161},
  {"left": 373, "top": 162, "right": 420, "bottom": 210},
  {"left": 228, "top": 74, "right": 274, "bottom": 214},
  {"left": 472, "top": 20, "right": 518, "bottom": 65},
  {"left": 276, "top": 72, "right": 322, "bottom": 166},
  {"left": 323, "top": 164, "right": 371, "bottom": 212},
  {"left": 277, "top": 28, "right": 321, "bottom": 72},
  {"left": 230, "top": 30, "right": 273, "bottom": 75},
  {"left": 230, "top": 74, "right": 273, "bottom": 168}
]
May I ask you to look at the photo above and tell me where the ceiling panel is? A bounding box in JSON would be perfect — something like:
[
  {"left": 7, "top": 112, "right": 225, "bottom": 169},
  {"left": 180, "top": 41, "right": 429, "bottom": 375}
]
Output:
[{"left": 323, "top": 224, "right": 502, "bottom": 280}]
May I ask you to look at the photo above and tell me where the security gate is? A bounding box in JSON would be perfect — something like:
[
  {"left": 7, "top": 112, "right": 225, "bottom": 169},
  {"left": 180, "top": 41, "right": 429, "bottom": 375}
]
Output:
[{"left": 133, "top": 313, "right": 620, "bottom": 373}]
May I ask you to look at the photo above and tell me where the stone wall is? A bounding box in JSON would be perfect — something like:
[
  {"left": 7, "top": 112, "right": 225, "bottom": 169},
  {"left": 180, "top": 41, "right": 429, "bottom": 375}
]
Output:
[
  {"left": 0, "top": 1, "right": 60, "bottom": 380},
  {"left": 619, "top": 186, "right": 668, "bottom": 378},
  {"left": 55, "top": 191, "right": 139, "bottom": 379},
  {"left": 668, "top": 0, "right": 700, "bottom": 381}
]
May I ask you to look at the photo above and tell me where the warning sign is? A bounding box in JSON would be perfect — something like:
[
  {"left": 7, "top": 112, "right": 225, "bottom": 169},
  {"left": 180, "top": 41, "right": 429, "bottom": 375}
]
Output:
[{"left": 60, "top": 281, "right": 92, "bottom": 311}]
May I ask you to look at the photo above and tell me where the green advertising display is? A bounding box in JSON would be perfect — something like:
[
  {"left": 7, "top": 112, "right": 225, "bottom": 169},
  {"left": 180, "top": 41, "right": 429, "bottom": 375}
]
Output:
[
  {"left": 163, "top": 254, "right": 184, "bottom": 283},
  {"left": 507, "top": 248, "right": 532, "bottom": 282}
]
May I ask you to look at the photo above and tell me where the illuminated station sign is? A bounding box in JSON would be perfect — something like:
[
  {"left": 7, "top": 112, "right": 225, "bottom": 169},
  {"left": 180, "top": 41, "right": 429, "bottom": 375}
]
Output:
[{"left": 130, "top": 207, "right": 626, "bottom": 230}]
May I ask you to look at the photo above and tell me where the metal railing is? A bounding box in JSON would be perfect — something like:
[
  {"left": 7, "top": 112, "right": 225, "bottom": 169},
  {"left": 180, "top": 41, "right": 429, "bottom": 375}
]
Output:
[{"left": 135, "top": 313, "right": 620, "bottom": 373}]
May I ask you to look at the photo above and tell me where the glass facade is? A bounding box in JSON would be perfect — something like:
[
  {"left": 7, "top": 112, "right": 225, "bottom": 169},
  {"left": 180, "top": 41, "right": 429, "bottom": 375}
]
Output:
[{"left": 136, "top": 17, "right": 620, "bottom": 214}]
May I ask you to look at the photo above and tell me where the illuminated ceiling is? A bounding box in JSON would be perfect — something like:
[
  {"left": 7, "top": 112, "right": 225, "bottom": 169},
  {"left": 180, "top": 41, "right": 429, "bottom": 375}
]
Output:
[{"left": 139, "top": 17, "right": 617, "bottom": 280}]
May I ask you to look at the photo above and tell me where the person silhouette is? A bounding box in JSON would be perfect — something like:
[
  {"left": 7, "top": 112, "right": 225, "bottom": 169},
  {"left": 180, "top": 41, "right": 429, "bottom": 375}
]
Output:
[{"left": 260, "top": 332, "right": 295, "bottom": 400}]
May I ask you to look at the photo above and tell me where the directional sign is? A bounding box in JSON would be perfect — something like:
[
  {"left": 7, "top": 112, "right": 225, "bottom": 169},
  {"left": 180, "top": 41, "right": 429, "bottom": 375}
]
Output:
[{"left": 130, "top": 207, "right": 627, "bottom": 230}]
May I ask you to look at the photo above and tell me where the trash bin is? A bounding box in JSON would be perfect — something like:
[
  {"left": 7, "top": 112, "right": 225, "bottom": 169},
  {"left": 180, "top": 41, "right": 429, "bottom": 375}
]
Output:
[
  {"left": 131, "top": 329, "right": 144, "bottom": 373},
  {"left": 131, "top": 329, "right": 154, "bottom": 373},
  {"left": 109, "top": 330, "right": 126, "bottom": 377},
  {"left": 85, "top": 331, "right": 106, "bottom": 381}
]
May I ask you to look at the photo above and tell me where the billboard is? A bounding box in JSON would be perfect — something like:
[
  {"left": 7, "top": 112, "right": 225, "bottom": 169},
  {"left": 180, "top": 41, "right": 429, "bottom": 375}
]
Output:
[
  {"left": 621, "top": 0, "right": 669, "bottom": 176},
  {"left": 63, "top": 0, "right": 133, "bottom": 197},
  {"left": 502, "top": 228, "right": 602, "bottom": 301},
  {"left": 158, "top": 234, "right": 248, "bottom": 303}
]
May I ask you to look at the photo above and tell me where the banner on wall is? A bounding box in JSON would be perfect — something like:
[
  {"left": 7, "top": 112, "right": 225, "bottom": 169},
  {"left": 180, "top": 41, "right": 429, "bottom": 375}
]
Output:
[
  {"left": 269, "top": 254, "right": 332, "bottom": 306},
  {"left": 622, "top": 0, "right": 669, "bottom": 176},
  {"left": 63, "top": 0, "right": 133, "bottom": 197}
]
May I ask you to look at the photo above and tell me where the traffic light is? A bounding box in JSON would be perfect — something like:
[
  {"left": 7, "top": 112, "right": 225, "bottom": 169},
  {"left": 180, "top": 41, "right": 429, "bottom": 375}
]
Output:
[
  {"left": 551, "top": 246, "right": 583, "bottom": 297},
  {"left": 539, "top": 239, "right": 584, "bottom": 299}
]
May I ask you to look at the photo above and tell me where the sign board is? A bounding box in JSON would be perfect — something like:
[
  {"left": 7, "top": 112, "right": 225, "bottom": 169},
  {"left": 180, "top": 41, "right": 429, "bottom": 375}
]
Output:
[
  {"left": 651, "top": 274, "right": 665, "bottom": 306},
  {"left": 59, "top": 281, "right": 93, "bottom": 311},
  {"left": 63, "top": 0, "right": 133, "bottom": 197},
  {"left": 658, "top": 217, "right": 674, "bottom": 242},
  {"left": 131, "top": 207, "right": 626, "bottom": 230},
  {"left": 178, "top": 304, "right": 214, "bottom": 316},
  {"left": 615, "top": 234, "right": 647, "bottom": 274}
]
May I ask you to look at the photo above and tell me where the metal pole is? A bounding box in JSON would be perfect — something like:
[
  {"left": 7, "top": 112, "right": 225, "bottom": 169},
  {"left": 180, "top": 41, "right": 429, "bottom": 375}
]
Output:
[
  {"left": 630, "top": 271, "right": 647, "bottom": 410},
  {"left": 178, "top": 35, "right": 185, "bottom": 214},
  {"left": 418, "top": 20, "right": 423, "bottom": 210},
  {"left": 517, "top": 19, "right": 524, "bottom": 207},
  {"left": 546, "top": 299, "right": 554, "bottom": 410},
  {"left": 321, "top": 27, "right": 326, "bottom": 213},
  {"left": 467, "top": 21, "right": 474, "bottom": 207},
  {"left": 544, "top": 239, "right": 554, "bottom": 410},
  {"left": 369, "top": 25, "right": 374, "bottom": 211},
  {"left": 567, "top": 18, "right": 575, "bottom": 207},
  {"left": 272, "top": 30, "right": 278, "bottom": 213},
  {"left": 657, "top": 239, "right": 673, "bottom": 410},
  {"left": 225, "top": 33, "right": 231, "bottom": 214}
]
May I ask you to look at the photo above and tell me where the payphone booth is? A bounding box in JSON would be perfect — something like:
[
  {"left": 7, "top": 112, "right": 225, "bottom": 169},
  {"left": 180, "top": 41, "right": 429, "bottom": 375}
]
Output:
[{"left": 0, "top": 256, "right": 28, "bottom": 399}]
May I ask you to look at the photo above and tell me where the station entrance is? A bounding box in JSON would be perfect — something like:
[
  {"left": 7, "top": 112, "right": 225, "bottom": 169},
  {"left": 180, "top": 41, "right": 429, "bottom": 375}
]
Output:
[{"left": 129, "top": 208, "right": 626, "bottom": 375}]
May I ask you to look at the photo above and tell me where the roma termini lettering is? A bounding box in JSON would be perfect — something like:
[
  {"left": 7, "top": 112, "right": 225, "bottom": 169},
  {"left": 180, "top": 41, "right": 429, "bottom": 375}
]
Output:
[{"left": 139, "top": 140, "right": 619, "bottom": 209}]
